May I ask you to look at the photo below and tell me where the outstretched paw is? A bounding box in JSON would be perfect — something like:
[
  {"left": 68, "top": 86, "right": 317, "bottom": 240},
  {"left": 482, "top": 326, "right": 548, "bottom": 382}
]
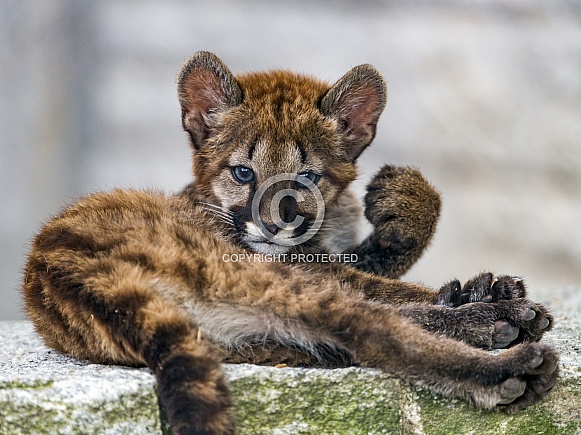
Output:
[
  {"left": 437, "top": 273, "right": 527, "bottom": 307},
  {"left": 490, "top": 343, "right": 559, "bottom": 411},
  {"left": 364, "top": 165, "right": 441, "bottom": 257},
  {"left": 458, "top": 299, "right": 554, "bottom": 349},
  {"left": 493, "top": 300, "right": 553, "bottom": 347}
]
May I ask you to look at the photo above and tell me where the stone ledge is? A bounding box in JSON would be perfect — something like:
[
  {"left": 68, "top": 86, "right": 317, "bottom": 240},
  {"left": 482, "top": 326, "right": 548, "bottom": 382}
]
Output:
[{"left": 1, "top": 292, "right": 580, "bottom": 434}]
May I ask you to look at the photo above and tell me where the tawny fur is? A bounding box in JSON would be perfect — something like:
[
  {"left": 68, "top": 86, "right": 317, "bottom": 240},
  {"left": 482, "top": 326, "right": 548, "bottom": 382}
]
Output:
[{"left": 23, "top": 52, "right": 558, "bottom": 435}]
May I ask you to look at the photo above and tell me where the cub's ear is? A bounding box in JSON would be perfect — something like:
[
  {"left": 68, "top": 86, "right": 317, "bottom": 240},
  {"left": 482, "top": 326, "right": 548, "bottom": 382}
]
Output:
[
  {"left": 320, "top": 65, "right": 387, "bottom": 161},
  {"left": 177, "top": 51, "right": 243, "bottom": 150}
]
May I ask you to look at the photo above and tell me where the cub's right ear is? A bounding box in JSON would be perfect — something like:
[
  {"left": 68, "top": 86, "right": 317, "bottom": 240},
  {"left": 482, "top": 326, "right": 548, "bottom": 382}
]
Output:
[
  {"left": 320, "top": 64, "right": 387, "bottom": 161},
  {"left": 177, "top": 52, "right": 242, "bottom": 150}
]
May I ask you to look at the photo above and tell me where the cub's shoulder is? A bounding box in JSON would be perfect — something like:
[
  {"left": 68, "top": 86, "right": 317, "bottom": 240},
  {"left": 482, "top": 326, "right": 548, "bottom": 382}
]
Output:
[
  {"left": 54, "top": 189, "right": 174, "bottom": 222},
  {"left": 31, "top": 188, "right": 226, "bottom": 257}
]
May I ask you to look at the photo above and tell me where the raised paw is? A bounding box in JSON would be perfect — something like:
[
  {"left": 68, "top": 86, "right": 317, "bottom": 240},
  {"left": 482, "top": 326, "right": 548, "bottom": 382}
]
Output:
[
  {"left": 364, "top": 165, "right": 441, "bottom": 256},
  {"left": 437, "top": 273, "right": 527, "bottom": 307}
]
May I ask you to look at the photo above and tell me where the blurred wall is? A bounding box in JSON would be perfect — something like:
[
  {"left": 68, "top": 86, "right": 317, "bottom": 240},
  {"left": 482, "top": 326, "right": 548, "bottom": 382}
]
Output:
[{"left": 1, "top": 0, "right": 580, "bottom": 320}]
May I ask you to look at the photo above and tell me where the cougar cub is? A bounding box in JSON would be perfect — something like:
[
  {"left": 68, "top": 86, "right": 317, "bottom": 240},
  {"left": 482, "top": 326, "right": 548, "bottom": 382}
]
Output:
[{"left": 23, "top": 52, "right": 558, "bottom": 434}]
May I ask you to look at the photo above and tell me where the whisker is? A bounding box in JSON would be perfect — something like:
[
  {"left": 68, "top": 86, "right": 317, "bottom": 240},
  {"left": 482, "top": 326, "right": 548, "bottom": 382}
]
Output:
[
  {"left": 211, "top": 213, "right": 233, "bottom": 223},
  {"left": 215, "top": 217, "right": 235, "bottom": 228},
  {"left": 200, "top": 207, "right": 229, "bottom": 219},
  {"left": 206, "top": 206, "right": 233, "bottom": 217},
  {"left": 199, "top": 204, "right": 234, "bottom": 222},
  {"left": 209, "top": 211, "right": 234, "bottom": 221},
  {"left": 199, "top": 202, "right": 234, "bottom": 215},
  {"left": 318, "top": 216, "right": 350, "bottom": 223}
]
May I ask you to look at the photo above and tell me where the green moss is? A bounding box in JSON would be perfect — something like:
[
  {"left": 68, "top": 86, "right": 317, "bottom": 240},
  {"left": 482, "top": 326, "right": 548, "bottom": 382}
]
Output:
[
  {"left": 0, "top": 380, "right": 63, "bottom": 434},
  {"left": 85, "top": 389, "right": 162, "bottom": 429},
  {"left": 0, "top": 401, "right": 69, "bottom": 435},
  {"left": 229, "top": 368, "right": 401, "bottom": 434},
  {"left": 0, "top": 384, "right": 163, "bottom": 435},
  {"left": 0, "top": 379, "right": 54, "bottom": 390},
  {"left": 414, "top": 376, "right": 581, "bottom": 435}
]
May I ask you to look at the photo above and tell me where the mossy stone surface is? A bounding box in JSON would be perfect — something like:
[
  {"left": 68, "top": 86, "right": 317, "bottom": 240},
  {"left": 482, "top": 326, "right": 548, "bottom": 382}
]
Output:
[
  {"left": 0, "top": 321, "right": 163, "bottom": 435},
  {"left": 413, "top": 374, "right": 581, "bottom": 435},
  {"left": 2, "top": 309, "right": 580, "bottom": 435},
  {"left": 226, "top": 364, "right": 401, "bottom": 434}
]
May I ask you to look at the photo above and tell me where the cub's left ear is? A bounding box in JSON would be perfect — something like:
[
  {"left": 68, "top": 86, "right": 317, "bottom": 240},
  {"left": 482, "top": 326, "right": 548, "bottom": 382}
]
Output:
[
  {"left": 320, "top": 65, "right": 387, "bottom": 161},
  {"left": 176, "top": 51, "right": 242, "bottom": 150}
]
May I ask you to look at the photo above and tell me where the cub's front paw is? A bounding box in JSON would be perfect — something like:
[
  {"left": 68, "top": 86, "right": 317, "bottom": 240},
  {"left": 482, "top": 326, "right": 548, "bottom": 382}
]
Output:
[
  {"left": 364, "top": 165, "right": 441, "bottom": 255},
  {"left": 478, "top": 299, "right": 553, "bottom": 348},
  {"left": 486, "top": 342, "right": 559, "bottom": 411},
  {"left": 437, "top": 273, "right": 527, "bottom": 307},
  {"left": 423, "top": 298, "right": 554, "bottom": 350}
]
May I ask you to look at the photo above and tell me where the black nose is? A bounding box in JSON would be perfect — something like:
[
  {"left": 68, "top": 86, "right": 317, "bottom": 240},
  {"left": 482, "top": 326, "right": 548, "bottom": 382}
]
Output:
[{"left": 262, "top": 222, "right": 280, "bottom": 235}]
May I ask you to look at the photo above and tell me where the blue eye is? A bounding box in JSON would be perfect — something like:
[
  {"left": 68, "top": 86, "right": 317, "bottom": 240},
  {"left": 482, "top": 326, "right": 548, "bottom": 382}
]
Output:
[
  {"left": 297, "top": 171, "right": 320, "bottom": 187},
  {"left": 232, "top": 166, "right": 255, "bottom": 184}
]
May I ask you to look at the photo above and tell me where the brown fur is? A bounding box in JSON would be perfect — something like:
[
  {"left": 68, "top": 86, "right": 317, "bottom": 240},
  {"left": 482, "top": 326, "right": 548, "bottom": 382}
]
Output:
[{"left": 23, "top": 52, "right": 558, "bottom": 435}]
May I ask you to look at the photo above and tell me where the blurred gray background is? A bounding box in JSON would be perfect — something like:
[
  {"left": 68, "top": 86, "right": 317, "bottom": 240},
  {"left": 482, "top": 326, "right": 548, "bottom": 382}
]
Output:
[{"left": 1, "top": 0, "right": 580, "bottom": 320}]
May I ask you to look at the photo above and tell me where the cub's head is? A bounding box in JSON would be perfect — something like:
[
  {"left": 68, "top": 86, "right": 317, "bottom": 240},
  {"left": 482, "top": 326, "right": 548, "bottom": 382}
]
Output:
[{"left": 177, "top": 52, "right": 386, "bottom": 254}]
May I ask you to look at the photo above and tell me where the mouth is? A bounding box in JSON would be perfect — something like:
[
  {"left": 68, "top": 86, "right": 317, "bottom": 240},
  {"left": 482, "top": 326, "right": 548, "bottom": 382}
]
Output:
[{"left": 244, "top": 237, "right": 291, "bottom": 255}]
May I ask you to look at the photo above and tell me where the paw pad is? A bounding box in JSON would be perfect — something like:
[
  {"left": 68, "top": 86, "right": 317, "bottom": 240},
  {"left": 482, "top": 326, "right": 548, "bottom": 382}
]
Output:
[
  {"left": 523, "top": 309, "right": 536, "bottom": 321},
  {"left": 539, "top": 318, "right": 550, "bottom": 329},
  {"left": 498, "top": 378, "right": 526, "bottom": 404},
  {"left": 493, "top": 320, "right": 519, "bottom": 349}
]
